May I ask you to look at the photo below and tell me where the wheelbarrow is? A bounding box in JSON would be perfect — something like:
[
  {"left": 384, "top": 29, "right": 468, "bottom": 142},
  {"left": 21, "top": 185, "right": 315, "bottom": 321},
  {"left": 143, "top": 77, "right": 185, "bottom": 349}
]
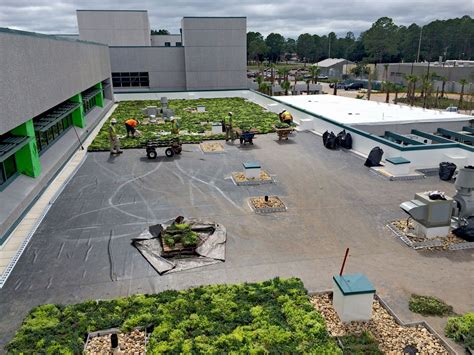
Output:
[
  {"left": 234, "top": 128, "right": 257, "bottom": 145},
  {"left": 274, "top": 127, "right": 295, "bottom": 141}
]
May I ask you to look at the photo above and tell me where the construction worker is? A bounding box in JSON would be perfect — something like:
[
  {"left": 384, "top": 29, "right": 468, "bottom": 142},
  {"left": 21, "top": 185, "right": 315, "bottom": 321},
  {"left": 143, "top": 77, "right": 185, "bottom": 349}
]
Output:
[
  {"left": 170, "top": 117, "right": 180, "bottom": 135},
  {"left": 124, "top": 118, "right": 140, "bottom": 138},
  {"left": 279, "top": 110, "right": 293, "bottom": 125},
  {"left": 108, "top": 118, "right": 122, "bottom": 155},
  {"left": 225, "top": 112, "right": 234, "bottom": 141}
]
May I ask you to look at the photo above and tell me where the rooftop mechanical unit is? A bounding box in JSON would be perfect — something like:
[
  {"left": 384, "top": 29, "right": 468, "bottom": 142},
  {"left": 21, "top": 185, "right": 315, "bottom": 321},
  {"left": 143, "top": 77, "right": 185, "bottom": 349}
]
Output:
[{"left": 400, "top": 192, "right": 453, "bottom": 228}]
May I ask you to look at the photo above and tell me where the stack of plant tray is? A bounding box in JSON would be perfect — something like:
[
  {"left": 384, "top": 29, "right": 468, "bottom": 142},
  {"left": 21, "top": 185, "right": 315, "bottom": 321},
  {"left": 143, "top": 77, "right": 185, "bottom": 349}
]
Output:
[{"left": 159, "top": 222, "right": 202, "bottom": 258}]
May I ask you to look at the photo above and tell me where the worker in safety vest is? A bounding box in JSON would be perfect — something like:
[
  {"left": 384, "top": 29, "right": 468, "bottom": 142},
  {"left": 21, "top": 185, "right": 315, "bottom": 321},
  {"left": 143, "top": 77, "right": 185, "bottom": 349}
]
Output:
[
  {"left": 279, "top": 110, "right": 293, "bottom": 125},
  {"left": 225, "top": 112, "right": 234, "bottom": 141},
  {"left": 124, "top": 118, "right": 140, "bottom": 137},
  {"left": 108, "top": 118, "right": 123, "bottom": 155},
  {"left": 171, "top": 117, "right": 180, "bottom": 135}
]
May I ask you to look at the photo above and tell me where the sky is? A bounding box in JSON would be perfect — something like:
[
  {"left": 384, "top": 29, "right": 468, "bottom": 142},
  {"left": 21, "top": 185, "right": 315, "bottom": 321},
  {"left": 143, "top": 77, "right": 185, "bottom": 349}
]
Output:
[{"left": 0, "top": 0, "right": 472, "bottom": 38}]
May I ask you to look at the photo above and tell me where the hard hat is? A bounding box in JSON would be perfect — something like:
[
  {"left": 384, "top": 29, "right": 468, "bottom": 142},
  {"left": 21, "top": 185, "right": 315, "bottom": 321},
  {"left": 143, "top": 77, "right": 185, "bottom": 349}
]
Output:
[
  {"left": 228, "top": 112, "right": 233, "bottom": 115},
  {"left": 111, "top": 118, "right": 117, "bottom": 124}
]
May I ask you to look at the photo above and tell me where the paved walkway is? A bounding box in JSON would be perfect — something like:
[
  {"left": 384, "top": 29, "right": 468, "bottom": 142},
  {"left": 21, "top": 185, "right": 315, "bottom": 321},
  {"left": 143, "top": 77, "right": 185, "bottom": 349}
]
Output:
[{"left": 0, "top": 104, "right": 117, "bottom": 287}]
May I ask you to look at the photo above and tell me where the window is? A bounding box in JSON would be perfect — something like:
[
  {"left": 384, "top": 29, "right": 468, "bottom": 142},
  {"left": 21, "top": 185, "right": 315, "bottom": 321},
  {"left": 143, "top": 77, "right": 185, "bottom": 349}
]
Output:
[
  {"left": 165, "top": 42, "right": 171, "bottom": 47},
  {"left": 0, "top": 155, "right": 17, "bottom": 186},
  {"left": 34, "top": 113, "right": 74, "bottom": 153},
  {"left": 111, "top": 72, "right": 149, "bottom": 88},
  {"left": 176, "top": 42, "right": 182, "bottom": 47}
]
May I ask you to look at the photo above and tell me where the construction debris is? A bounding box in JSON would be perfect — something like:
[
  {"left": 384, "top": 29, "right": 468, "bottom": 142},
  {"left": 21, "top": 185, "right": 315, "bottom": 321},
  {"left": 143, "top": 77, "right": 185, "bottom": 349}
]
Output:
[{"left": 311, "top": 293, "right": 448, "bottom": 354}]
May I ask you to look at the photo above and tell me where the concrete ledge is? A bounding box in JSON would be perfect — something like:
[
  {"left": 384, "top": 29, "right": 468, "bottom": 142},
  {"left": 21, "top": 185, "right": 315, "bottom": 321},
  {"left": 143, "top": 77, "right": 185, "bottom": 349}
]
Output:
[{"left": 0, "top": 100, "right": 114, "bottom": 244}]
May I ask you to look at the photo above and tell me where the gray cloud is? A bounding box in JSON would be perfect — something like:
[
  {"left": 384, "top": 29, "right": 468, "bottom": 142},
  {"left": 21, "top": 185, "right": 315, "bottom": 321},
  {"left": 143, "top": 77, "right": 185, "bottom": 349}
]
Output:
[{"left": 0, "top": 0, "right": 472, "bottom": 38}]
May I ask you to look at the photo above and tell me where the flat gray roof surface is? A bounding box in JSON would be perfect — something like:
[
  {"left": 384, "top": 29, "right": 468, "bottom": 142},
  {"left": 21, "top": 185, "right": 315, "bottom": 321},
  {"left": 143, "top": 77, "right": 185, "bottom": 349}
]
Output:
[{"left": 0, "top": 133, "right": 471, "bottom": 350}]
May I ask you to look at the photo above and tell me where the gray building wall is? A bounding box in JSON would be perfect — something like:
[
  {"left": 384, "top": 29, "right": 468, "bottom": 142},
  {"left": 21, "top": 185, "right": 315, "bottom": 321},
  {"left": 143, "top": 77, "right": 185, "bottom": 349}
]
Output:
[
  {"left": 151, "top": 34, "right": 182, "bottom": 47},
  {"left": 379, "top": 63, "right": 474, "bottom": 85},
  {"left": 182, "top": 17, "right": 247, "bottom": 90},
  {"left": 77, "top": 10, "right": 151, "bottom": 46},
  {"left": 109, "top": 47, "right": 186, "bottom": 90},
  {"left": 0, "top": 28, "right": 111, "bottom": 135}
]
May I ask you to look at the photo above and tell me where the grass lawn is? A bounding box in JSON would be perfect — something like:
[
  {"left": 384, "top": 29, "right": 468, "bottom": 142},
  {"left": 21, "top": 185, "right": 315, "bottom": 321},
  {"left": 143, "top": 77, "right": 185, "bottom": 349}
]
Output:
[
  {"left": 6, "top": 278, "right": 340, "bottom": 353},
  {"left": 89, "top": 98, "right": 279, "bottom": 151}
]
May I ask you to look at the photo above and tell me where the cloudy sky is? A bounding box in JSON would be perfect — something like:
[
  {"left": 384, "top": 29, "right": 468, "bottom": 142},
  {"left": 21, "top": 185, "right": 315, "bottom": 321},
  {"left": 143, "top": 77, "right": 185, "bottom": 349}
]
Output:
[{"left": 0, "top": 0, "right": 472, "bottom": 38}]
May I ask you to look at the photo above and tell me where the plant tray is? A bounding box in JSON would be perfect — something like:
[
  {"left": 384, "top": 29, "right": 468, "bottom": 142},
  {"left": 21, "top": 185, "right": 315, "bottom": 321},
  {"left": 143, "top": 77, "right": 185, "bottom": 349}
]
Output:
[
  {"left": 250, "top": 196, "right": 287, "bottom": 213},
  {"left": 231, "top": 171, "right": 274, "bottom": 186}
]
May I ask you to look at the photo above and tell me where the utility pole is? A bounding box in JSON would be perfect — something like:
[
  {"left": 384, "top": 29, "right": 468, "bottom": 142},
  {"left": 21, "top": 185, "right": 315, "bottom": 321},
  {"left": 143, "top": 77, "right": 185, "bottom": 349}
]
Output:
[{"left": 416, "top": 26, "right": 423, "bottom": 63}]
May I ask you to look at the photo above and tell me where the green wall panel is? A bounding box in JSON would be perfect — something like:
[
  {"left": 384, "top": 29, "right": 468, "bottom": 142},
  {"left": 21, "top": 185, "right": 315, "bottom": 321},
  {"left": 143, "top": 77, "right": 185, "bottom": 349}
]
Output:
[
  {"left": 11, "top": 120, "right": 41, "bottom": 178},
  {"left": 71, "top": 94, "right": 86, "bottom": 128},
  {"left": 95, "top": 82, "right": 104, "bottom": 107}
]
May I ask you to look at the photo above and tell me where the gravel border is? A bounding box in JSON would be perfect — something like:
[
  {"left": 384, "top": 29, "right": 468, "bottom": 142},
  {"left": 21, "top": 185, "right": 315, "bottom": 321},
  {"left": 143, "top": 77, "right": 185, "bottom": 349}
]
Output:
[
  {"left": 231, "top": 172, "right": 274, "bottom": 186},
  {"left": 84, "top": 327, "right": 147, "bottom": 354},
  {"left": 309, "top": 291, "right": 457, "bottom": 355},
  {"left": 249, "top": 196, "right": 287, "bottom": 214}
]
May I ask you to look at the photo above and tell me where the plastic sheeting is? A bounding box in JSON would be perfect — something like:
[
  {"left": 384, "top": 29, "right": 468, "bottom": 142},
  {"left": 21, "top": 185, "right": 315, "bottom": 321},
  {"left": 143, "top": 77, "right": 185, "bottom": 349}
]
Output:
[{"left": 132, "top": 218, "right": 226, "bottom": 275}]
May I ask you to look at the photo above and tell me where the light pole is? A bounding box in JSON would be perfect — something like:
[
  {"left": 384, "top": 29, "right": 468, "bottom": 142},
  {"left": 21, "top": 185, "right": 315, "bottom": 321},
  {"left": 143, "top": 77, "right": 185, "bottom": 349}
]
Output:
[{"left": 416, "top": 26, "right": 423, "bottom": 63}]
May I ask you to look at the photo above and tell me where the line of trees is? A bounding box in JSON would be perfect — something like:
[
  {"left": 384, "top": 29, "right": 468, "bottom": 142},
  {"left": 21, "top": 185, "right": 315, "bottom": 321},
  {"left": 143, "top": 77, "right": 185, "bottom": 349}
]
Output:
[{"left": 248, "top": 15, "right": 473, "bottom": 64}]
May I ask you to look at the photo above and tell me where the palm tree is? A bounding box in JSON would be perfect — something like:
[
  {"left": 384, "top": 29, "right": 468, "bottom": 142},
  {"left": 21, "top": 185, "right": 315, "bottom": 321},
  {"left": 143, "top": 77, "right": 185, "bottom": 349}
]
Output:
[
  {"left": 438, "top": 75, "right": 448, "bottom": 98},
  {"left": 276, "top": 68, "right": 284, "bottom": 85},
  {"left": 309, "top": 66, "right": 321, "bottom": 84},
  {"left": 367, "top": 69, "right": 372, "bottom": 101},
  {"left": 382, "top": 81, "right": 392, "bottom": 103},
  {"left": 267, "top": 63, "right": 276, "bottom": 85},
  {"left": 383, "top": 64, "right": 389, "bottom": 81},
  {"left": 281, "top": 80, "right": 291, "bottom": 96},
  {"left": 392, "top": 84, "right": 403, "bottom": 104},
  {"left": 421, "top": 74, "right": 434, "bottom": 108},
  {"left": 259, "top": 82, "right": 271, "bottom": 95},
  {"left": 306, "top": 79, "right": 311, "bottom": 94},
  {"left": 404, "top": 74, "right": 418, "bottom": 106},
  {"left": 331, "top": 79, "right": 340, "bottom": 95},
  {"left": 459, "top": 79, "right": 468, "bottom": 109}
]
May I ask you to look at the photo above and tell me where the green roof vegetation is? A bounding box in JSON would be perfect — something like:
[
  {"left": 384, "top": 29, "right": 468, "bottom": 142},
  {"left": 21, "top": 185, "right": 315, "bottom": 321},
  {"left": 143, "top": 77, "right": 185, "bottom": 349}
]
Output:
[{"left": 6, "top": 278, "right": 340, "bottom": 353}]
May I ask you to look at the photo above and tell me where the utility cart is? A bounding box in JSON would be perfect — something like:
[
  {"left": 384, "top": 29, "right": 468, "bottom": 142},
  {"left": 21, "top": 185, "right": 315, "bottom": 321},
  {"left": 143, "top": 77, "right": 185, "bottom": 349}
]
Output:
[{"left": 145, "top": 137, "right": 182, "bottom": 159}]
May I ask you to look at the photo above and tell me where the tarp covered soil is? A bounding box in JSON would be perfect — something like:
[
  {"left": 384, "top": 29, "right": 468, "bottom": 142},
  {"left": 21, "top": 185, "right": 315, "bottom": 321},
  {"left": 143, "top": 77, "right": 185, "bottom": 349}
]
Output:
[{"left": 132, "top": 218, "right": 226, "bottom": 275}]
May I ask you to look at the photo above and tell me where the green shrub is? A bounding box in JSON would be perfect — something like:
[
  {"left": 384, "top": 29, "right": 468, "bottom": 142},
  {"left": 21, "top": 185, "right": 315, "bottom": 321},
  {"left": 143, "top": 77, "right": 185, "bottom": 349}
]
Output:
[
  {"left": 339, "top": 331, "right": 382, "bottom": 354},
  {"left": 445, "top": 313, "right": 474, "bottom": 348},
  {"left": 7, "top": 278, "right": 340, "bottom": 354},
  {"left": 408, "top": 294, "right": 453, "bottom": 316}
]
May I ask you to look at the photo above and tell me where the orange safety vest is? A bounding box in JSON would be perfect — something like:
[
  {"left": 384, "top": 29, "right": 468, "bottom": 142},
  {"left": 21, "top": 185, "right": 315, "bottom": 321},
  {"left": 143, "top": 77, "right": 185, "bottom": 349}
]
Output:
[{"left": 125, "top": 119, "right": 138, "bottom": 127}]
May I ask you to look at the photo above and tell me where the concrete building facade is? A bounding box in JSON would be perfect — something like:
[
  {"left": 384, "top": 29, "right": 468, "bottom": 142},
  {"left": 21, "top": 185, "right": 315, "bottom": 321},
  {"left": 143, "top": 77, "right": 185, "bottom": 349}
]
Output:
[
  {"left": 77, "top": 11, "right": 247, "bottom": 91},
  {"left": 0, "top": 28, "right": 114, "bottom": 242},
  {"left": 77, "top": 10, "right": 151, "bottom": 46}
]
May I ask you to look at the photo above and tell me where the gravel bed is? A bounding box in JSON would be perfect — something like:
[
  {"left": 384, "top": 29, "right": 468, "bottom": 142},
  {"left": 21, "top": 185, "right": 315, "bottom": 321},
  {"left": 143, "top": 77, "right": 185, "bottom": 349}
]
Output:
[
  {"left": 390, "top": 219, "right": 467, "bottom": 251},
  {"left": 200, "top": 142, "right": 224, "bottom": 153},
  {"left": 311, "top": 293, "right": 449, "bottom": 354},
  {"left": 233, "top": 171, "right": 272, "bottom": 183},
  {"left": 85, "top": 329, "right": 146, "bottom": 354}
]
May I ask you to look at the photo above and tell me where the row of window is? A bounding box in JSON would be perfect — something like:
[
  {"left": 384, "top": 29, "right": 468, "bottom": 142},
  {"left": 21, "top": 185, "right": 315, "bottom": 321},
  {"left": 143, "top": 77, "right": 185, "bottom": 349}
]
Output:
[
  {"left": 112, "top": 72, "right": 150, "bottom": 87},
  {"left": 164, "top": 42, "right": 182, "bottom": 47},
  {"left": 0, "top": 155, "right": 17, "bottom": 186},
  {"left": 34, "top": 114, "right": 74, "bottom": 153},
  {"left": 83, "top": 96, "right": 97, "bottom": 116}
]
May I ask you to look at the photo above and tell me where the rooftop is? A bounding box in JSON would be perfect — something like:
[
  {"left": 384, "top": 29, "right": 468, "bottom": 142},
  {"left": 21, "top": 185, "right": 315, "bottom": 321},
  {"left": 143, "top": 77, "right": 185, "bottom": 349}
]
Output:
[
  {"left": 276, "top": 94, "right": 473, "bottom": 126},
  {"left": 315, "top": 58, "right": 353, "bottom": 67}
]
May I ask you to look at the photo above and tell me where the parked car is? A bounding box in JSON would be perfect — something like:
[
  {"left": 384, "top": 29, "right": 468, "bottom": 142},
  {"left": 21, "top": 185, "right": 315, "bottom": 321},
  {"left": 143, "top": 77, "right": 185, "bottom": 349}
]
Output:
[
  {"left": 345, "top": 82, "right": 364, "bottom": 90},
  {"left": 329, "top": 81, "right": 349, "bottom": 89}
]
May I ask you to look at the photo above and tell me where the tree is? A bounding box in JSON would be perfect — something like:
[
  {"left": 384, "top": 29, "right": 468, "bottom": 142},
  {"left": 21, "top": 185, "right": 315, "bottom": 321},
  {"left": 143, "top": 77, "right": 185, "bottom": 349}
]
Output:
[
  {"left": 296, "top": 34, "right": 316, "bottom": 63},
  {"left": 362, "top": 17, "right": 400, "bottom": 62},
  {"left": 405, "top": 74, "right": 419, "bottom": 105},
  {"left": 247, "top": 32, "right": 268, "bottom": 65},
  {"left": 306, "top": 79, "right": 311, "bottom": 94},
  {"left": 439, "top": 75, "right": 448, "bottom": 98},
  {"left": 284, "top": 38, "right": 296, "bottom": 62},
  {"left": 350, "top": 63, "right": 369, "bottom": 78},
  {"left": 281, "top": 80, "right": 291, "bottom": 96},
  {"left": 265, "top": 33, "right": 285, "bottom": 62},
  {"left": 393, "top": 84, "right": 403, "bottom": 104},
  {"left": 309, "top": 66, "right": 321, "bottom": 84},
  {"left": 331, "top": 79, "right": 340, "bottom": 95},
  {"left": 151, "top": 29, "right": 170, "bottom": 35},
  {"left": 367, "top": 68, "right": 373, "bottom": 100},
  {"left": 382, "top": 81, "right": 392, "bottom": 103},
  {"left": 459, "top": 79, "right": 468, "bottom": 108}
]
